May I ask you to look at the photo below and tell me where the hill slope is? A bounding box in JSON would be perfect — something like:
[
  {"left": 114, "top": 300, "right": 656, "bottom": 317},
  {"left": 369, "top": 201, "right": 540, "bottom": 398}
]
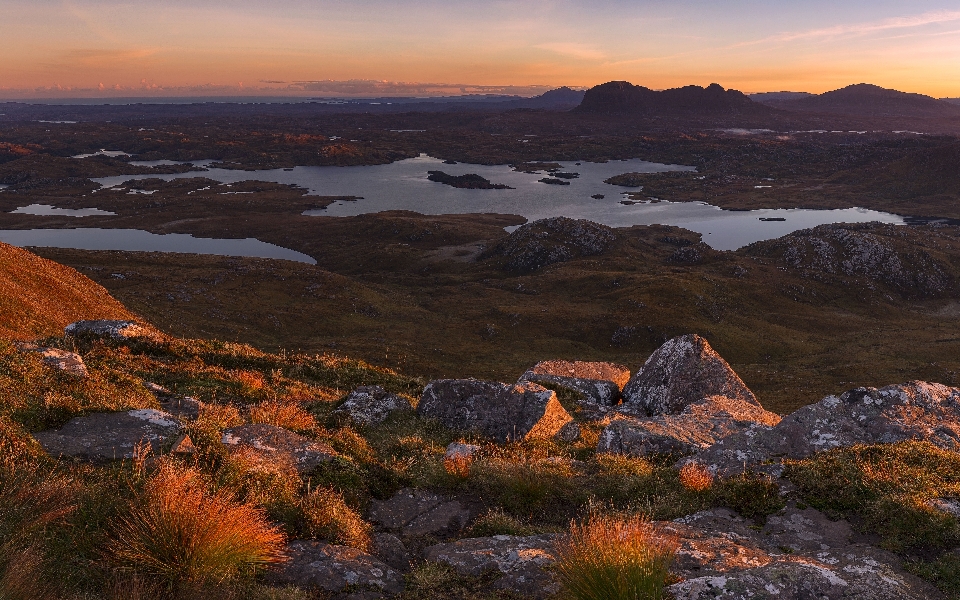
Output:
[
  {"left": 762, "top": 83, "right": 960, "bottom": 118},
  {"left": 574, "top": 81, "right": 773, "bottom": 116},
  {"left": 0, "top": 242, "right": 135, "bottom": 339}
]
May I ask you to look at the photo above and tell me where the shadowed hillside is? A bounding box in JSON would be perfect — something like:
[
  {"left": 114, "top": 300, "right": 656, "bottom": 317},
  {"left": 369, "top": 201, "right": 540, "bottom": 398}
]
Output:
[
  {"left": 574, "top": 81, "right": 773, "bottom": 116},
  {"left": 761, "top": 83, "right": 960, "bottom": 119}
]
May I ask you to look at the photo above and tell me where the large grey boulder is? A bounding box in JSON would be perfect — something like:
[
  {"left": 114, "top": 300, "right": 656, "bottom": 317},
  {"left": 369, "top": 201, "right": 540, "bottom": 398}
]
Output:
[
  {"left": 518, "top": 359, "right": 629, "bottom": 412},
  {"left": 484, "top": 217, "right": 616, "bottom": 272},
  {"left": 623, "top": 334, "right": 758, "bottom": 416},
  {"left": 221, "top": 424, "right": 336, "bottom": 474},
  {"left": 690, "top": 381, "right": 960, "bottom": 476},
  {"left": 33, "top": 409, "right": 181, "bottom": 461},
  {"left": 424, "top": 534, "right": 559, "bottom": 598},
  {"left": 333, "top": 386, "right": 413, "bottom": 426},
  {"left": 16, "top": 343, "right": 88, "bottom": 377},
  {"left": 417, "top": 379, "right": 573, "bottom": 442},
  {"left": 65, "top": 320, "right": 150, "bottom": 340},
  {"left": 598, "top": 395, "right": 780, "bottom": 456},
  {"left": 368, "top": 488, "right": 470, "bottom": 538},
  {"left": 665, "top": 507, "right": 941, "bottom": 599},
  {"left": 266, "top": 540, "right": 404, "bottom": 594}
]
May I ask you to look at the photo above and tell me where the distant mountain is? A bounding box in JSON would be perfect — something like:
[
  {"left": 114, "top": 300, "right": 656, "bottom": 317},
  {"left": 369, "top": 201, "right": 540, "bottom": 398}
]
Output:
[
  {"left": 766, "top": 84, "right": 960, "bottom": 118},
  {"left": 509, "top": 87, "right": 586, "bottom": 109},
  {"left": 573, "top": 81, "right": 772, "bottom": 116},
  {"left": 749, "top": 91, "right": 814, "bottom": 102},
  {"left": 942, "top": 98, "right": 960, "bottom": 106}
]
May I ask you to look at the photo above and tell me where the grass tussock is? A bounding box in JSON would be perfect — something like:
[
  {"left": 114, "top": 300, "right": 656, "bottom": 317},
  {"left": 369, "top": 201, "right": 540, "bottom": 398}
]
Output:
[
  {"left": 107, "top": 461, "right": 287, "bottom": 588},
  {"left": 249, "top": 400, "right": 316, "bottom": 433},
  {"left": 299, "top": 486, "right": 372, "bottom": 551},
  {"left": 678, "top": 462, "right": 713, "bottom": 492},
  {"left": 554, "top": 510, "right": 677, "bottom": 600}
]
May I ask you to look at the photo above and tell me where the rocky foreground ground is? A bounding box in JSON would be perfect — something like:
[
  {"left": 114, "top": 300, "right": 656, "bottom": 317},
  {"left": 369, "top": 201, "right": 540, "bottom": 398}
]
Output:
[{"left": 14, "top": 319, "right": 960, "bottom": 599}]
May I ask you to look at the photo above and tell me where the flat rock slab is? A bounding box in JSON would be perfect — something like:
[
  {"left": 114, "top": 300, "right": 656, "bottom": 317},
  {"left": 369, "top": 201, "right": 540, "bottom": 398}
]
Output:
[
  {"left": 519, "top": 359, "right": 630, "bottom": 410},
  {"left": 221, "top": 424, "right": 336, "bottom": 474},
  {"left": 65, "top": 319, "right": 150, "bottom": 340},
  {"left": 598, "top": 396, "right": 781, "bottom": 456},
  {"left": 691, "top": 381, "right": 960, "bottom": 475},
  {"left": 17, "top": 343, "right": 88, "bottom": 377},
  {"left": 266, "top": 541, "right": 404, "bottom": 594},
  {"left": 622, "top": 334, "right": 759, "bottom": 416},
  {"left": 424, "top": 534, "right": 559, "bottom": 598},
  {"left": 334, "top": 386, "right": 413, "bottom": 426},
  {"left": 417, "top": 379, "right": 573, "bottom": 442},
  {"left": 33, "top": 409, "right": 181, "bottom": 461},
  {"left": 664, "top": 507, "right": 942, "bottom": 599},
  {"left": 368, "top": 488, "right": 470, "bottom": 538}
]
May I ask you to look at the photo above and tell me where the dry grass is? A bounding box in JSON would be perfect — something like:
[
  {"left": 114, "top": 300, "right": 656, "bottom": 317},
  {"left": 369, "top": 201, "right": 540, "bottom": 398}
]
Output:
[
  {"left": 107, "top": 461, "right": 287, "bottom": 587},
  {"left": 249, "top": 400, "right": 316, "bottom": 433},
  {"left": 554, "top": 511, "right": 677, "bottom": 600},
  {"left": 0, "top": 545, "right": 59, "bottom": 600},
  {"left": 443, "top": 453, "right": 473, "bottom": 479},
  {"left": 678, "top": 462, "right": 714, "bottom": 492},
  {"left": 300, "top": 487, "right": 372, "bottom": 551}
]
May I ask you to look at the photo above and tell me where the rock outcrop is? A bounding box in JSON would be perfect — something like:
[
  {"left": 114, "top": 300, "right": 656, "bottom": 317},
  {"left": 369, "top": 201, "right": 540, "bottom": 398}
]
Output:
[
  {"left": 483, "top": 217, "right": 616, "bottom": 272},
  {"left": 266, "top": 540, "right": 404, "bottom": 595},
  {"left": 518, "top": 360, "right": 629, "bottom": 412},
  {"left": 622, "top": 334, "right": 758, "bottom": 416},
  {"left": 16, "top": 343, "right": 88, "bottom": 377},
  {"left": 599, "top": 395, "right": 780, "bottom": 456},
  {"left": 574, "top": 81, "right": 770, "bottom": 116},
  {"left": 417, "top": 379, "right": 573, "bottom": 442},
  {"left": 333, "top": 386, "right": 414, "bottom": 426},
  {"left": 368, "top": 488, "right": 471, "bottom": 538},
  {"left": 33, "top": 409, "right": 182, "bottom": 461},
  {"left": 221, "top": 424, "right": 336, "bottom": 474},
  {"left": 423, "top": 534, "right": 559, "bottom": 598},
  {"left": 665, "top": 507, "right": 941, "bottom": 599},
  {"left": 65, "top": 319, "right": 151, "bottom": 340},
  {"left": 691, "top": 381, "right": 960, "bottom": 475}
]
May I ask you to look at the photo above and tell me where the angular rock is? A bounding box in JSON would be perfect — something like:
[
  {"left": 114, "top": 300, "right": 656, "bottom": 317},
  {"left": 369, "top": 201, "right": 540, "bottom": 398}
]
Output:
[
  {"left": 424, "top": 534, "right": 559, "bottom": 598},
  {"left": 334, "top": 386, "right": 413, "bottom": 426},
  {"left": 65, "top": 319, "right": 150, "bottom": 340},
  {"left": 33, "top": 409, "right": 181, "bottom": 461},
  {"left": 17, "top": 344, "right": 88, "bottom": 377},
  {"left": 444, "top": 442, "right": 480, "bottom": 461},
  {"left": 368, "top": 488, "right": 469, "bottom": 538},
  {"left": 267, "top": 540, "right": 404, "bottom": 594},
  {"left": 221, "top": 424, "right": 336, "bottom": 474},
  {"left": 598, "top": 396, "right": 780, "bottom": 456},
  {"left": 371, "top": 533, "right": 411, "bottom": 572},
  {"left": 664, "top": 507, "right": 941, "bottom": 599},
  {"left": 417, "top": 379, "right": 573, "bottom": 442},
  {"left": 518, "top": 359, "right": 630, "bottom": 410},
  {"left": 691, "top": 381, "right": 960, "bottom": 476},
  {"left": 622, "top": 334, "right": 759, "bottom": 416}
]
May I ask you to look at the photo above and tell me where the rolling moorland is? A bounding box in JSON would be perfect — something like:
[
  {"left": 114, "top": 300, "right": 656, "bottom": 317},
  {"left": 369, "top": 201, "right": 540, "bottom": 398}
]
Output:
[{"left": 3, "top": 81, "right": 960, "bottom": 599}]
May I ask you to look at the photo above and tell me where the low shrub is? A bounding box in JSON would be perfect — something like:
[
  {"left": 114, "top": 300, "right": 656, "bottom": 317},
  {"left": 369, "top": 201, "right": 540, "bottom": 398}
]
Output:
[
  {"left": 466, "top": 508, "right": 539, "bottom": 537},
  {"left": 107, "top": 461, "right": 286, "bottom": 588},
  {"left": 300, "top": 486, "right": 372, "bottom": 551},
  {"left": 554, "top": 511, "right": 677, "bottom": 600},
  {"left": 712, "top": 472, "right": 784, "bottom": 521}
]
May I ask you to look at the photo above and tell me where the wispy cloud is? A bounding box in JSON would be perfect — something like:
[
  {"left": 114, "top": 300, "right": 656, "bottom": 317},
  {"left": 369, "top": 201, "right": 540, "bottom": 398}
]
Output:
[{"left": 534, "top": 42, "right": 606, "bottom": 60}]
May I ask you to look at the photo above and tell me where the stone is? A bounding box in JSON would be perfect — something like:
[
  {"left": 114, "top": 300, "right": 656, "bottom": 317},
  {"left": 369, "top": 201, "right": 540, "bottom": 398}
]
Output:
[
  {"left": 333, "top": 386, "right": 413, "bottom": 426},
  {"left": 16, "top": 343, "right": 88, "bottom": 377},
  {"left": 424, "top": 534, "right": 559, "bottom": 598},
  {"left": 598, "top": 396, "right": 781, "bottom": 456},
  {"left": 157, "top": 396, "right": 201, "bottom": 420},
  {"left": 371, "top": 533, "right": 411, "bottom": 572},
  {"left": 266, "top": 540, "right": 404, "bottom": 594},
  {"left": 622, "top": 334, "right": 759, "bottom": 416},
  {"left": 221, "top": 424, "right": 336, "bottom": 474},
  {"left": 484, "top": 217, "right": 617, "bottom": 272},
  {"left": 690, "top": 381, "right": 960, "bottom": 476},
  {"left": 518, "top": 359, "right": 630, "bottom": 410},
  {"left": 33, "top": 409, "right": 181, "bottom": 461},
  {"left": 664, "top": 507, "right": 942, "bottom": 599},
  {"left": 444, "top": 442, "right": 480, "bottom": 462},
  {"left": 417, "top": 379, "right": 573, "bottom": 442},
  {"left": 65, "top": 319, "right": 150, "bottom": 340},
  {"left": 368, "top": 488, "right": 470, "bottom": 538}
]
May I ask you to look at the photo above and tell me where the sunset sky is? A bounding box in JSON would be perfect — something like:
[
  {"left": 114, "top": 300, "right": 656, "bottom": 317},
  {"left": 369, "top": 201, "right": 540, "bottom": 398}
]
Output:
[{"left": 2, "top": 0, "right": 960, "bottom": 99}]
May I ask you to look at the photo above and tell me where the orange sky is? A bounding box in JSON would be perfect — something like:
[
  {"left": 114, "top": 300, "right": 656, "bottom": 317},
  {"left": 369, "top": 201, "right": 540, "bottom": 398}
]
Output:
[{"left": 2, "top": 1, "right": 960, "bottom": 98}]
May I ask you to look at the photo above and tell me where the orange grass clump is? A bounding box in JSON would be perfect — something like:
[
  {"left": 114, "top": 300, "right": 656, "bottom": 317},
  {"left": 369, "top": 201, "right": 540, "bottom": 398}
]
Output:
[
  {"left": 554, "top": 511, "right": 677, "bottom": 600},
  {"left": 249, "top": 400, "right": 316, "bottom": 433},
  {"left": 107, "top": 462, "right": 286, "bottom": 586},
  {"left": 300, "top": 487, "right": 372, "bottom": 552},
  {"left": 443, "top": 454, "right": 473, "bottom": 478},
  {"left": 678, "top": 462, "right": 714, "bottom": 492}
]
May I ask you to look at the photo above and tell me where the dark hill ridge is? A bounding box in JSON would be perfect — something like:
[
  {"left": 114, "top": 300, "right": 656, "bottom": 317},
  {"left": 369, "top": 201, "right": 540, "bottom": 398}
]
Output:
[
  {"left": 763, "top": 83, "right": 960, "bottom": 119},
  {"left": 574, "top": 81, "right": 773, "bottom": 116}
]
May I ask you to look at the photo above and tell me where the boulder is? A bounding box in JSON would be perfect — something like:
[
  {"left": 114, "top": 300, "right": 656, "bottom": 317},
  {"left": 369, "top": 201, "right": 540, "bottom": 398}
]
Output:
[
  {"left": 65, "top": 319, "right": 150, "bottom": 340},
  {"left": 483, "top": 217, "right": 617, "bottom": 272},
  {"left": 690, "top": 381, "right": 960, "bottom": 476},
  {"left": 368, "top": 488, "right": 470, "bottom": 538},
  {"left": 622, "top": 334, "right": 758, "bottom": 416},
  {"left": 266, "top": 540, "right": 404, "bottom": 594},
  {"left": 444, "top": 442, "right": 480, "bottom": 462},
  {"left": 664, "top": 507, "right": 941, "bottom": 599},
  {"left": 423, "top": 534, "right": 559, "bottom": 598},
  {"left": 371, "top": 533, "right": 411, "bottom": 572},
  {"left": 598, "top": 396, "right": 781, "bottom": 456},
  {"left": 221, "top": 424, "right": 336, "bottom": 474},
  {"left": 16, "top": 343, "right": 88, "bottom": 377},
  {"left": 518, "top": 359, "right": 629, "bottom": 410},
  {"left": 333, "top": 386, "right": 413, "bottom": 426},
  {"left": 33, "top": 409, "right": 181, "bottom": 461},
  {"left": 417, "top": 379, "right": 573, "bottom": 442}
]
